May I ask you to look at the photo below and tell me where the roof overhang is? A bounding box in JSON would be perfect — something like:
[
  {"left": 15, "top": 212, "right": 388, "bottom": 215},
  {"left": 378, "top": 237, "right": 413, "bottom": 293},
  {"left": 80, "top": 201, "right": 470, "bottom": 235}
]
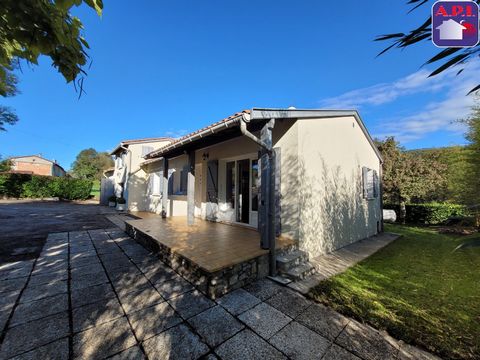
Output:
[{"left": 145, "top": 108, "right": 383, "bottom": 163}]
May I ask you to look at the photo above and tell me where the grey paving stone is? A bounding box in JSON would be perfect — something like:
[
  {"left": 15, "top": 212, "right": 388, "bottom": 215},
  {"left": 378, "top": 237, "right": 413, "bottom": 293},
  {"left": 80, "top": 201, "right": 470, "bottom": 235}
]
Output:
[
  {"left": 265, "top": 288, "right": 312, "bottom": 318},
  {"left": 0, "top": 261, "right": 34, "bottom": 273},
  {"left": 111, "top": 274, "right": 150, "bottom": 296},
  {"left": 215, "top": 329, "right": 286, "bottom": 360},
  {"left": 73, "top": 297, "right": 124, "bottom": 333},
  {"left": 335, "top": 319, "right": 400, "bottom": 360},
  {"left": 322, "top": 344, "right": 362, "bottom": 360},
  {"left": 70, "top": 255, "right": 101, "bottom": 269},
  {"left": 108, "top": 345, "right": 145, "bottom": 360},
  {"left": 9, "top": 337, "right": 69, "bottom": 360},
  {"left": 154, "top": 278, "right": 194, "bottom": 300},
  {"left": 118, "top": 286, "right": 164, "bottom": 314},
  {"left": 216, "top": 288, "right": 262, "bottom": 316},
  {"left": 142, "top": 323, "right": 209, "bottom": 360},
  {"left": 0, "top": 309, "right": 10, "bottom": 333},
  {"left": 1, "top": 312, "right": 69, "bottom": 358},
  {"left": 296, "top": 303, "right": 349, "bottom": 340},
  {"left": 105, "top": 263, "right": 142, "bottom": 278},
  {"left": 238, "top": 302, "right": 292, "bottom": 340},
  {"left": 269, "top": 321, "right": 331, "bottom": 360},
  {"left": 20, "top": 280, "right": 68, "bottom": 303},
  {"left": 0, "top": 266, "right": 31, "bottom": 281},
  {"left": 167, "top": 290, "right": 214, "bottom": 319},
  {"left": 0, "top": 290, "right": 20, "bottom": 312},
  {"left": 397, "top": 342, "right": 441, "bottom": 360},
  {"left": 147, "top": 268, "right": 180, "bottom": 285},
  {"left": 71, "top": 282, "right": 117, "bottom": 309},
  {"left": 73, "top": 317, "right": 137, "bottom": 360},
  {"left": 243, "top": 278, "right": 284, "bottom": 301},
  {"left": 100, "top": 253, "right": 130, "bottom": 265},
  {"left": 70, "top": 263, "right": 105, "bottom": 278},
  {"left": 71, "top": 272, "right": 109, "bottom": 290},
  {"left": 188, "top": 305, "right": 244, "bottom": 347},
  {"left": 28, "top": 270, "right": 67, "bottom": 287},
  {"left": 10, "top": 293, "right": 68, "bottom": 327},
  {"left": 0, "top": 277, "right": 28, "bottom": 294},
  {"left": 32, "top": 261, "right": 68, "bottom": 275},
  {"left": 128, "top": 302, "right": 182, "bottom": 341}
]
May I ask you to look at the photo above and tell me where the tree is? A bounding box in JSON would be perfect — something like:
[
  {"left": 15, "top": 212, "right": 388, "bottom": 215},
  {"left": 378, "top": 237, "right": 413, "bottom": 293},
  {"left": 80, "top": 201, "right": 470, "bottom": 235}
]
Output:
[
  {"left": 71, "top": 148, "right": 113, "bottom": 180},
  {"left": 460, "top": 104, "right": 480, "bottom": 206},
  {"left": 0, "top": 156, "right": 12, "bottom": 172},
  {"left": 0, "top": 0, "right": 103, "bottom": 130},
  {"left": 376, "top": 0, "right": 480, "bottom": 94},
  {"left": 376, "top": 137, "right": 447, "bottom": 222}
]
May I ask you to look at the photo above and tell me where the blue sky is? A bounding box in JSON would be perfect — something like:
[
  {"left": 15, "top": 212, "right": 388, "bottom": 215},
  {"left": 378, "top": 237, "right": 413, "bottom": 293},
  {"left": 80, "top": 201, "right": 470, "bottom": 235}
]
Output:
[{"left": 1, "top": 0, "right": 478, "bottom": 170}]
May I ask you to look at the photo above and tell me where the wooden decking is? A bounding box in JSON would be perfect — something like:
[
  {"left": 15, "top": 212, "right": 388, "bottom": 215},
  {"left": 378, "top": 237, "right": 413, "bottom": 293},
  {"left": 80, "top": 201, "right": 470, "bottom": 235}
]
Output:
[{"left": 124, "top": 216, "right": 294, "bottom": 273}]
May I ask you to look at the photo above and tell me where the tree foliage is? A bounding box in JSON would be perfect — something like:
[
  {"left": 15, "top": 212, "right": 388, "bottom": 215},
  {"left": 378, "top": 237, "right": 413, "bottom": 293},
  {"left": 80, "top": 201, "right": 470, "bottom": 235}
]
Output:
[
  {"left": 0, "top": 156, "right": 12, "bottom": 172},
  {"left": 0, "top": 0, "right": 103, "bottom": 130},
  {"left": 71, "top": 148, "right": 113, "bottom": 180},
  {"left": 376, "top": 0, "right": 480, "bottom": 94},
  {"left": 460, "top": 104, "right": 480, "bottom": 205},
  {"left": 376, "top": 137, "right": 447, "bottom": 221}
]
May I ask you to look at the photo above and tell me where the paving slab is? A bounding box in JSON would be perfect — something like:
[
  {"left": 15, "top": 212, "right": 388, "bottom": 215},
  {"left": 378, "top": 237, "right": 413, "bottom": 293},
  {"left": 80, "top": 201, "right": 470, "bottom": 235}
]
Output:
[
  {"left": 322, "top": 344, "right": 362, "bottom": 360},
  {"left": 269, "top": 321, "right": 331, "bottom": 360},
  {"left": 238, "top": 302, "right": 292, "bottom": 340},
  {"left": 109, "top": 345, "right": 145, "bottom": 360},
  {"left": 167, "top": 290, "right": 214, "bottom": 319},
  {"left": 71, "top": 282, "right": 116, "bottom": 309},
  {"left": 70, "top": 255, "right": 101, "bottom": 270},
  {"left": 0, "top": 312, "right": 69, "bottom": 358},
  {"left": 72, "top": 297, "right": 124, "bottom": 333},
  {"left": 188, "top": 305, "right": 244, "bottom": 347},
  {"left": 110, "top": 274, "right": 150, "bottom": 296},
  {"left": 243, "top": 278, "right": 284, "bottom": 301},
  {"left": 31, "top": 262, "right": 68, "bottom": 275},
  {"left": 335, "top": 319, "right": 400, "bottom": 360},
  {"left": 10, "top": 293, "right": 68, "bottom": 327},
  {"left": 73, "top": 317, "right": 137, "bottom": 360},
  {"left": 70, "top": 272, "right": 109, "bottom": 290},
  {"left": 9, "top": 337, "right": 69, "bottom": 360},
  {"left": 154, "top": 278, "right": 194, "bottom": 300},
  {"left": 265, "top": 288, "right": 312, "bottom": 318},
  {"left": 0, "top": 266, "right": 32, "bottom": 281},
  {"left": 20, "top": 280, "right": 67, "bottom": 303},
  {"left": 397, "top": 341, "right": 442, "bottom": 360},
  {"left": 0, "top": 309, "right": 10, "bottom": 334},
  {"left": 117, "top": 286, "right": 164, "bottom": 314},
  {"left": 128, "top": 302, "right": 182, "bottom": 341},
  {"left": 0, "top": 290, "right": 20, "bottom": 312},
  {"left": 215, "top": 329, "right": 286, "bottom": 360},
  {"left": 28, "top": 270, "right": 67, "bottom": 287},
  {"left": 70, "top": 263, "right": 105, "bottom": 278},
  {"left": 142, "top": 323, "right": 209, "bottom": 360},
  {"left": 0, "top": 277, "right": 28, "bottom": 294},
  {"left": 216, "top": 288, "right": 261, "bottom": 316},
  {"left": 296, "top": 302, "right": 350, "bottom": 341}
]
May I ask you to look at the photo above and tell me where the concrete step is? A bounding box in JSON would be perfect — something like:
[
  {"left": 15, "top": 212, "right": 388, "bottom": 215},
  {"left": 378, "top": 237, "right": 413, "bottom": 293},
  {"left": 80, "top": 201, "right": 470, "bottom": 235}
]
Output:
[
  {"left": 276, "top": 250, "right": 309, "bottom": 272},
  {"left": 284, "top": 263, "right": 316, "bottom": 281}
]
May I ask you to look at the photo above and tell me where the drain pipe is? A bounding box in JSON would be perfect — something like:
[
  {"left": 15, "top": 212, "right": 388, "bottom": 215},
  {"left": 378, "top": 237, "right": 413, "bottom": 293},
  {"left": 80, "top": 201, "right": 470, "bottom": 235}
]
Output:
[{"left": 240, "top": 114, "right": 277, "bottom": 276}]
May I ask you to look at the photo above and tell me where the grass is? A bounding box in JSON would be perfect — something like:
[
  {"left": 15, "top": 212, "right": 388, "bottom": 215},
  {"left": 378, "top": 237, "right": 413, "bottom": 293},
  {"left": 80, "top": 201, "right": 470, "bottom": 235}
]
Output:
[
  {"left": 309, "top": 224, "right": 480, "bottom": 359},
  {"left": 90, "top": 180, "right": 100, "bottom": 199}
]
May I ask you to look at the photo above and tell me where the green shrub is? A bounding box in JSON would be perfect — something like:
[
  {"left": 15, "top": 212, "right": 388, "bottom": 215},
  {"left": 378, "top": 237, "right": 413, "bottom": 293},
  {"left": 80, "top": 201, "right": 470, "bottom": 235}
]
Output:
[
  {"left": 0, "top": 174, "right": 92, "bottom": 200},
  {"left": 406, "top": 203, "right": 467, "bottom": 225}
]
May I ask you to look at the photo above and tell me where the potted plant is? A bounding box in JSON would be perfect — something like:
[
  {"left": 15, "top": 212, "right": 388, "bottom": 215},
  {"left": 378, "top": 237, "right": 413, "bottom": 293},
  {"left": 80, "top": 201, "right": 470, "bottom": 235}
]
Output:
[
  {"left": 116, "top": 197, "right": 126, "bottom": 211},
  {"left": 108, "top": 196, "right": 117, "bottom": 207}
]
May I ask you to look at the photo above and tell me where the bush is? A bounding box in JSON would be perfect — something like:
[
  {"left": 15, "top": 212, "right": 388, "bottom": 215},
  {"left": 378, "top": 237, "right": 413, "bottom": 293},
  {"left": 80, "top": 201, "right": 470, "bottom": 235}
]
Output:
[
  {"left": 384, "top": 203, "right": 468, "bottom": 225},
  {"left": 0, "top": 174, "right": 92, "bottom": 200}
]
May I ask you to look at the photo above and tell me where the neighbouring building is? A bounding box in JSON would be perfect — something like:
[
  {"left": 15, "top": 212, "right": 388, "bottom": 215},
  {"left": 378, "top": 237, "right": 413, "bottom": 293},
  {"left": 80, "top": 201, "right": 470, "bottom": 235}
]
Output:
[
  {"left": 9, "top": 155, "right": 66, "bottom": 177},
  {"left": 110, "top": 137, "right": 174, "bottom": 211},
  {"left": 138, "top": 108, "right": 383, "bottom": 259}
]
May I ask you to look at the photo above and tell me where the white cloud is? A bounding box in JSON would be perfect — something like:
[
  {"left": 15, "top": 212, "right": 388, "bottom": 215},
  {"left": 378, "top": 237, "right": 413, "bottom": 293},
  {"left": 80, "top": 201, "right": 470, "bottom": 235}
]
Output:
[{"left": 319, "top": 60, "right": 479, "bottom": 143}]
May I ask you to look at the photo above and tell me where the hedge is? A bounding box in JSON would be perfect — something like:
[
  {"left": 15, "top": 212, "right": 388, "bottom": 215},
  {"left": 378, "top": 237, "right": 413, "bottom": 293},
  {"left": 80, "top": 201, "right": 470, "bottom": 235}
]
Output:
[
  {"left": 0, "top": 173, "right": 92, "bottom": 200},
  {"left": 384, "top": 203, "right": 468, "bottom": 225}
]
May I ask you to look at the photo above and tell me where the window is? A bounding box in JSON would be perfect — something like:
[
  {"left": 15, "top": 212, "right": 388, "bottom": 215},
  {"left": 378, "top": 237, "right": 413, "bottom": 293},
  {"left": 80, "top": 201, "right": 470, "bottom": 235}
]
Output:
[
  {"left": 142, "top": 146, "right": 154, "bottom": 157},
  {"left": 226, "top": 161, "right": 235, "bottom": 208},
  {"left": 251, "top": 159, "right": 259, "bottom": 211},
  {"left": 179, "top": 166, "right": 188, "bottom": 195},
  {"left": 362, "top": 167, "right": 378, "bottom": 200},
  {"left": 148, "top": 172, "right": 162, "bottom": 196}
]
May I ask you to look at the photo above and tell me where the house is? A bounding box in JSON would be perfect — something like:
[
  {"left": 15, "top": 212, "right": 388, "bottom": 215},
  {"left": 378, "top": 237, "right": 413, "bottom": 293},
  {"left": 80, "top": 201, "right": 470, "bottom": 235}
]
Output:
[
  {"left": 8, "top": 155, "right": 66, "bottom": 177},
  {"left": 436, "top": 19, "right": 466, "bottom": 40},
  {"left": 110, "top": 137, "right": 174, "bottom": 211},
  {"left": 139, "top": 108, "right": 383, "bottom": 262}
]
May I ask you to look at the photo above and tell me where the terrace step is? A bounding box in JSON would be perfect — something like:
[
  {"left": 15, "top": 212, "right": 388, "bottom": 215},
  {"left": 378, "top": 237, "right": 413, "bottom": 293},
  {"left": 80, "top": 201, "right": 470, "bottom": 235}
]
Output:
[
  {"left": 276, "top": 250, "right": 309, "bottom": 272},
  {"left": 284, "top": 263, "right": 316, "bottom": 281}
]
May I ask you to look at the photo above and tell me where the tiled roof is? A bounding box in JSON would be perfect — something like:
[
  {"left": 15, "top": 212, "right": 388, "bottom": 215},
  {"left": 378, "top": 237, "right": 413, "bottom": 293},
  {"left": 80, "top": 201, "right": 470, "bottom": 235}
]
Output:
[{"left": 146, "top": 110, "right": 250, "bottom": 159}]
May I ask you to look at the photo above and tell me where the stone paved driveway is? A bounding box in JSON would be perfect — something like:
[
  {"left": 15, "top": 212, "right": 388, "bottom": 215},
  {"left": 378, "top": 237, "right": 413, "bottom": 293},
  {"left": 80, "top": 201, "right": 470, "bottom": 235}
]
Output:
[{"left": 0, "top": 228, "right": 439, "bottom": 360}]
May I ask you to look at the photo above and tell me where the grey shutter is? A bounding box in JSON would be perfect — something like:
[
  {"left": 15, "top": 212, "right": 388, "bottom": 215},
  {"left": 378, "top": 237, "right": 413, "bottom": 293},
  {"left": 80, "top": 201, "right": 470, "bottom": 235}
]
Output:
[
  {"left": 362, "top": 167, "right": 368, "bottom": 199},
  {"left": 373, "top": 170, "right": 379, "bottom": 198},
  {"left": 168, "top": 171, "right": 174, "bottom": 195},
  {"left": 147, "top": 173, "right": 153, "bottom": 195},
  {"left": 274, "top": 148, "right": 281, "bottom": 236},
  {"left": 206, "top": 160, "right": 218, "bottom": 203}
]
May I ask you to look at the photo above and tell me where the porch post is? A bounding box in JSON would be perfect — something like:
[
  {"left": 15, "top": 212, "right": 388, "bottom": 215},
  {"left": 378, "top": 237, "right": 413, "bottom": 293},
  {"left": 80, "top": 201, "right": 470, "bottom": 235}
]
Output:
[
  {"left": 162, "top": 158, "right": 169, "bottom": 218},
  {"left": 187, "top": 151, "right": 195, "bottom": 225}
]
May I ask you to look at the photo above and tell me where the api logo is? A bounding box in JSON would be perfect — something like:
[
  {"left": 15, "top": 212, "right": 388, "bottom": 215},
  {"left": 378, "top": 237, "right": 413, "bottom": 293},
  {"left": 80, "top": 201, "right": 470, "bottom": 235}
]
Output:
[{"left": 432, "top": 0, "right": 479, "bottom": 47}]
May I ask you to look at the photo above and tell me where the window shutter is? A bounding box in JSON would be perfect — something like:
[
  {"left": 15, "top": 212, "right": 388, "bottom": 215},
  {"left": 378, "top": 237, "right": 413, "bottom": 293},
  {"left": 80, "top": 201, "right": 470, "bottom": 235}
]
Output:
[
  {"left": 206, "top": 160, "right": 218, "bottom": 203},
  {"left": 362, "top": 167, "right": 369, "bottom": 199},
  {"left": 274, "top": 148, "right": 281, "bottom": 236},
  {"left": 373, "top": 170, "right": 379, "bottom": 198},
  {"left": 147, "top": 174, "right": 153, "bottom": 195}
]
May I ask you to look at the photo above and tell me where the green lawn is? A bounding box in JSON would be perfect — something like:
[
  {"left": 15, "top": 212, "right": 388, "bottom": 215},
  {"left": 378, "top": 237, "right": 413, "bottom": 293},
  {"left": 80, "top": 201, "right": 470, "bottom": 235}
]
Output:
[
  {"left": 90, "top": 180, "right": 100, "bottom": 199},
  {"left": 309, "top": 224, "right": 480, "bottom": 359}
]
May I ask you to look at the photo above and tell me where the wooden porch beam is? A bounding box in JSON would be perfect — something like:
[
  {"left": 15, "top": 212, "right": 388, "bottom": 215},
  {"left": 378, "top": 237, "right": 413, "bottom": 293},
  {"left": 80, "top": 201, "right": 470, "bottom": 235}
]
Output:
[
  {"left": 187, "top": 151, "right": 195, "bottom": 225},
  {"left": 162, "top": 158, "right": 168, "bottom": 218}
]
